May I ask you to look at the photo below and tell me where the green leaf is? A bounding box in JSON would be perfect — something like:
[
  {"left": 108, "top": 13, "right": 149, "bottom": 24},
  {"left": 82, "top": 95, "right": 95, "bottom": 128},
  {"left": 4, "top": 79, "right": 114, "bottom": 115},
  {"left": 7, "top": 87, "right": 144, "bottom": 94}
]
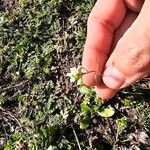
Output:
[
  {"left": 81, "top": 102, "right": 91, "bottom": 113},
  {"left": 80, "top": 122, "right": 89, "bottom": 129},
  {"left": 123, "top": 98, "right": 132, "bottom": 107},
  {"left": 93, "top": 96, "right": 102, "bottom": 111},
  {"left": 116, "top": 116, "right": 128, "bottom": 132},
  {"left": 79, "top": 112, "right": 91, "bottom": 129},
  {"left": 98, "top": 107, "right": 115, "bottom": 118},
  {"left": 78, "top": 85, "right": 91, "bottom": 94},
  {"left": 4, "top": 140, "right": 13, "bottom": 150}
]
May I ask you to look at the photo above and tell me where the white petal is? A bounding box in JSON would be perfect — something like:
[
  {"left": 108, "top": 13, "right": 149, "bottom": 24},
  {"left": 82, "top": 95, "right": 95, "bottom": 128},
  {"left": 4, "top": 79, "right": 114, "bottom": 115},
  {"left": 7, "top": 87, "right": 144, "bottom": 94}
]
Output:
[
  {"left": 70, "top": 77, "right": 76, "bottom": 82},
  {"left": 70, "top": 67, "right": 77, "bottom": 72},
  {"left": 66, "top": 73, "right": 71, "bottom": 77},
  {"left": 77, "top": 78, "right": 82, "bottom": 85}
]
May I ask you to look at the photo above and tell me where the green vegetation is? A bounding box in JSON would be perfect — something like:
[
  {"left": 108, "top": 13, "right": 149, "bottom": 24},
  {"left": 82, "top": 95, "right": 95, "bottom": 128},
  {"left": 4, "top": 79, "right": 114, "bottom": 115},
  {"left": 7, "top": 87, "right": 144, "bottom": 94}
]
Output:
[{"left": 0, "top": 0, "right": 150, "bottom": 149}]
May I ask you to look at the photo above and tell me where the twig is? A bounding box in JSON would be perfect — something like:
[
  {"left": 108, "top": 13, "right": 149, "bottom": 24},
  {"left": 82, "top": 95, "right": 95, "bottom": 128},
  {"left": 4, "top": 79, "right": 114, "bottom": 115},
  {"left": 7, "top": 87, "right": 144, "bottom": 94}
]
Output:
[
  {"left": 121, "top": 91, "right": 143, "bottom": 95},
  {"left": 0, "top": 80, "right": 28, "bottom": 93},
  {"left": 57, "top": 123, "right": 74, "bottom": 142},
  {"left": 4, "top": 111, "right": 22, "bottom": 128},
  {"left": 142, "top": 77, "right": 150, "bottom": 81},
  {"left": 113, "top": 125, "right": 120, "bottom": 150},
  {"left": 0, "top": 107, "right": 22, "bottom": 130},
  {"left": 71, "top": 124, "right": 82, "bottom": 150}
]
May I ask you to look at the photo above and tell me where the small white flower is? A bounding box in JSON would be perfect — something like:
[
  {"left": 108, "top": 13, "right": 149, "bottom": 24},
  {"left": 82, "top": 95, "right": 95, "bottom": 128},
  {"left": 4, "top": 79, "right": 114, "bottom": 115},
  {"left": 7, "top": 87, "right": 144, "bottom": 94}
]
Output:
[
  {"left": 67, "top": 72, "right": 76, "bottom": 82},
  {"left": 67, "top": 66, "right": 82, "bottom": 83}
]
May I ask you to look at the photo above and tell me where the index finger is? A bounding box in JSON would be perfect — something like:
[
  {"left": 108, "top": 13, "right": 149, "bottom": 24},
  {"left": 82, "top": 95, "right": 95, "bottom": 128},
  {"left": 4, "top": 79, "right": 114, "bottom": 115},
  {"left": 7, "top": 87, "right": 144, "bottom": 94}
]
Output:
[{"left": 82, "top": 0, "right": 126, "bottom": 86}]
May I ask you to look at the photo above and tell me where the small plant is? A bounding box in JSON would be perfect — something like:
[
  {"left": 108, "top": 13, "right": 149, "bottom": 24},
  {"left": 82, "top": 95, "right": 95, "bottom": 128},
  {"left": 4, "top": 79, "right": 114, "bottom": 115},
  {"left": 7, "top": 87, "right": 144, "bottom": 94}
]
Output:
[
  {"left": 116, "top": 116, "right": 128, "bottom": 133},
  {"left": 78, "top": 84, "right": 102, "bottom": 129},
  {"left": 67, "top": 66, "right": 115, "bottom": 129},
  {"left": 1, "top": 0, "right": 149, "bottom": 149}
]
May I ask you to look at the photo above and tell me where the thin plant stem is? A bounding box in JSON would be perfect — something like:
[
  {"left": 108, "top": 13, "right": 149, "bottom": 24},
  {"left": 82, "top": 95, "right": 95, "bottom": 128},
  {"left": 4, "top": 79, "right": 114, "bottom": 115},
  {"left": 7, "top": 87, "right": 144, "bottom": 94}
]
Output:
[
  {"left": 71, "top": 124, "right": 82, "bottom": 150},
  {"left": 113, "top": 125, "right": 120, "bottom": 150}
]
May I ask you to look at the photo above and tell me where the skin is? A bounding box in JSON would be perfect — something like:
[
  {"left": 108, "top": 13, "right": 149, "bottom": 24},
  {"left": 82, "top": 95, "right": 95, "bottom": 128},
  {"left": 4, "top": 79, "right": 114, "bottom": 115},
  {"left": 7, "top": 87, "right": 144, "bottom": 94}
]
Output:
[{"left": 82, "top": 0, "right": 150, "bottom": 100}]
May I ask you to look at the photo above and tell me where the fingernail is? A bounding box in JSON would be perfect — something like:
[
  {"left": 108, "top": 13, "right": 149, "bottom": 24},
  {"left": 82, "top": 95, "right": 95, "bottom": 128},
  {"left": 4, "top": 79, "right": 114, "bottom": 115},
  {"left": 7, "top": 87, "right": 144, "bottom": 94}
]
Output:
[
  {"left": 102, "top": 65, "right": 126, "bottom": 89},
  {"left": 120, "top": 82, "right": 130, "bottom": 89}
]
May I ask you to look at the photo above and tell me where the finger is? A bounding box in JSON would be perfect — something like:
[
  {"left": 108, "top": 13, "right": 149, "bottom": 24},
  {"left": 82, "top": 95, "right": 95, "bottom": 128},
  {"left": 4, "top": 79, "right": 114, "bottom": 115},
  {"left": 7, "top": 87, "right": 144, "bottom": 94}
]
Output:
[
  {"left": 102, "top": 0, "right": 150, "bottom": 89},
  {"left": 111, "top": 11, "right": 137, "bottom": 51},
  {"left": 95, "top": 11, "right": 137, "bottom": 100},
  {"left": 95, "top": 83, "right": 117, "bottom": 100},
  {"left": 82, "top": 0, "right": 126, "bottom": 86},
  {"left": 124, "top": 0, "right": 144, "bottom": 12}
]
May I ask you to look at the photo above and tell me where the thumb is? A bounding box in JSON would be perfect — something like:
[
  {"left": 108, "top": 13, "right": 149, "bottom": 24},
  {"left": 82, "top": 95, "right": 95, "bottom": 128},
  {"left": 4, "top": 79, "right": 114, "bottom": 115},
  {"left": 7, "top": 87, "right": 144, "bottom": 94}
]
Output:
[{"left": 102, "top": 39, "right": 150, "bottom": 89}]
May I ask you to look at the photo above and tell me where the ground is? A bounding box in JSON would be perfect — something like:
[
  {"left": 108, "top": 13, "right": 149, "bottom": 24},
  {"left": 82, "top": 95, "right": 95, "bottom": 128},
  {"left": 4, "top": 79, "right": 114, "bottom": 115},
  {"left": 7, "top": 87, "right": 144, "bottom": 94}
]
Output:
[{"left": 0, "top": 0, "right": 150, "bottom": 150}]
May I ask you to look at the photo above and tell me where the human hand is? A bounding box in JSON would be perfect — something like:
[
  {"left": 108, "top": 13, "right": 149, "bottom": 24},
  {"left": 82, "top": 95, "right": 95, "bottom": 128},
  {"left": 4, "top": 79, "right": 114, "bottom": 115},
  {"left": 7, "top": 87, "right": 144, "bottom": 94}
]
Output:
[{"left": 82, "top": 0, "right": 150, "bottom": 100}]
